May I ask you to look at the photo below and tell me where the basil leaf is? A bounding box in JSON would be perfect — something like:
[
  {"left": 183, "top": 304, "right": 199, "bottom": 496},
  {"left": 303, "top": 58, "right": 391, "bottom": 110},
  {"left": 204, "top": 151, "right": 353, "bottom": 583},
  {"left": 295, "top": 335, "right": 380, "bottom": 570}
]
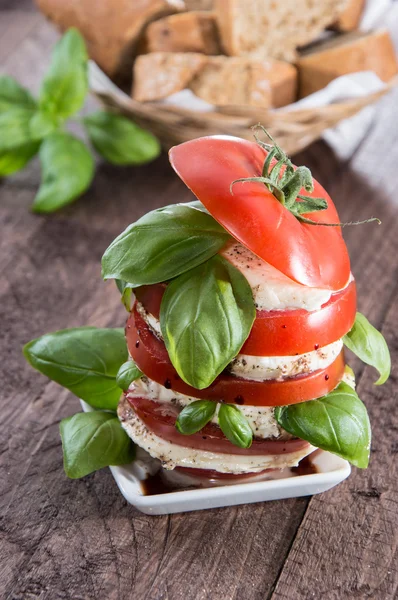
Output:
[
  {"left": 115, "top": 279, "right": 134, "bottom": 312},
  {"left": 102, "top": 202, "right": 231, "bottom": 286},
  {"left": 23, "top": 327, "right": 127, "bottom": 410},
  {"left": 0, "top": 108, "right": 37, "bottom": 152},
  {"left": 60, "top": 411, "right": 135, "bottom": 478},
  {"left": 275, "top": 382, "right": 371, "bottom": 468},
  {"left": 116, "top": 360, "right": 143, "bottom": 391},
  {"left": 160, "top": 255, "right": 255, "bottom": 389},
  {"left": 0, "top": 75, "right": 36, "bottom": 112},
  {"left": 0, "top": 142, "right": 39, "bottom": 176},
  {"left": 343, "top": 312, "right": 390, "bottom": 385},
  {"left": 83, "top": 111, "right": 160, "bottom": 165},
  {"left": 218, "top": 404, "right": 253, "bottom": 449},
  {"left": 175, "top": 400, "right": 217, "bottom": 435},
  {"left": 33, "top": 132, "right": 94, "bottom": 213},
  {"left": 29, "top": 110, "right": 59, "bottom": 139},
  {"left": 39, "top": 28, "right": 88, "bottom": 118}
]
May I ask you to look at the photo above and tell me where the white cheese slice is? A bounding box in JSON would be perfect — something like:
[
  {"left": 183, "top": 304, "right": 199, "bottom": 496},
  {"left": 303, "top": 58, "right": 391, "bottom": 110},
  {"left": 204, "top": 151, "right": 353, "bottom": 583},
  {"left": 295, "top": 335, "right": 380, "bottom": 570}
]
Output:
[{"left": 221, "top": 241, "right": 334, "bottom": 311}]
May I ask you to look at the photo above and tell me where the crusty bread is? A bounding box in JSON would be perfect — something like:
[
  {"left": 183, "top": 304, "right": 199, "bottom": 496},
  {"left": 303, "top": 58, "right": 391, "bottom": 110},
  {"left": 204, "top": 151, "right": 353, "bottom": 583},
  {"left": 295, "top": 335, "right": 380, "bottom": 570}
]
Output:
[
  {"left": 133, "top": 52, "right": 208, "bottom": 102},
  {"left": 298, "top": 30, "right": 398, "bottom": 98},
  {"left": 215, "top": 0, "right": 348, "bottom": 62},
  {"left": 333, "top": 0, "right": 365, "bottom": 32},
  {"left": 132, "top": 52, "right": 297, "bottom": 107},
  {"left": 35, "top": 0, "right": 184, "bottom": 81},
  {"left": 144, "top": 11, "right": 221, "bottom": 55}
]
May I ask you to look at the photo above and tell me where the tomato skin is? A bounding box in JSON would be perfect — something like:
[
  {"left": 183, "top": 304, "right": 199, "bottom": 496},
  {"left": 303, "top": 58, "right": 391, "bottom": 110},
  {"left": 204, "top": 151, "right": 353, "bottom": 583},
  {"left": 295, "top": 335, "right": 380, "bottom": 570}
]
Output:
[
  {"left": 127, "top": 395, "right": 311, "bottom": 456},
  {"left": 169, "top": 136, "right": 351, "bottom": 291},
  {"left": 126, "top": 305, "right": 346, "bottom": 406},
  {"left": 134, "top": 280, "right": 356, "bottom": 357}
]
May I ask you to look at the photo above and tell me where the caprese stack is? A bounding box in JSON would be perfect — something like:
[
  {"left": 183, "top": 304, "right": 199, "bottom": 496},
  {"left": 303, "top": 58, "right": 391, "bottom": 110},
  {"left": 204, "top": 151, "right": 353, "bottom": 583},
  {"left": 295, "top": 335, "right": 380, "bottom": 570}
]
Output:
[
  {"left": 107, "top": 129, "right": 389, "bottom": 479},
  {"left": 24, "top": 128, "right": 391, "bottom": 483}
]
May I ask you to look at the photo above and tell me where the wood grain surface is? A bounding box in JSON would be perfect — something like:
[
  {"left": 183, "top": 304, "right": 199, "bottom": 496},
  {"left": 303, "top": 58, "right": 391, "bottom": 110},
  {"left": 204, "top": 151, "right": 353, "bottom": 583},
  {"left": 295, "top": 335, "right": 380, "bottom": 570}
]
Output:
[{"left": 0, "top": 3, "right": 397, "bottom": 599}]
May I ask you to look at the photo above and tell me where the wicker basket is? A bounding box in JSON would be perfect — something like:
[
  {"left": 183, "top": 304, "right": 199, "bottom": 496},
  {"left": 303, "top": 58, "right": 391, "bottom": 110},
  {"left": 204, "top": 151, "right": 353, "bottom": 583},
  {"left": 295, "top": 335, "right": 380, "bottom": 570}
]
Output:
[{"left": 89, "top": 64, "right": 398, "bottom": 155}]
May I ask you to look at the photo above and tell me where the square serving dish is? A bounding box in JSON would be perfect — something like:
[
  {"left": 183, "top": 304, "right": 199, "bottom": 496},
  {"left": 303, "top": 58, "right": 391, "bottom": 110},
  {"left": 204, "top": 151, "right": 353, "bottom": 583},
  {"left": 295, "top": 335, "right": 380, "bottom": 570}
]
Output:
[{"left": 81, "top": 401, "right": 350, "bottom": 515}]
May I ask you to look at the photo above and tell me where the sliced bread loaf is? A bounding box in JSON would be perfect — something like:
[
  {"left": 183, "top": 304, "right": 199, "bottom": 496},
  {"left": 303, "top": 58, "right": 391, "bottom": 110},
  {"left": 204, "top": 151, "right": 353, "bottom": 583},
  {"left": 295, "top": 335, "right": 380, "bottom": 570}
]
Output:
[
  {"left": 298, "top": 30, "right": 398, "bottom": 98},
  {"left": 144, "top": 11, "right": 221, "bottom": 55},
  {"left": 132, "top": 52, "right": 297, "bottom": 107},
  {"left": 215, "top": 0, "right": 348, "bottom": 62},
  {"left": 35, "top": 0, "right": 184, "bottom": 80}
]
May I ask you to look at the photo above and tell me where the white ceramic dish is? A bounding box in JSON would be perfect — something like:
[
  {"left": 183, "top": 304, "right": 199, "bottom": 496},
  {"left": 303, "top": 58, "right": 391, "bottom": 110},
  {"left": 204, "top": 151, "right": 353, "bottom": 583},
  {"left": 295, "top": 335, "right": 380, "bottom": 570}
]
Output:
[{"left": 80, "top": 401, "right": 351, "bottom": 515}]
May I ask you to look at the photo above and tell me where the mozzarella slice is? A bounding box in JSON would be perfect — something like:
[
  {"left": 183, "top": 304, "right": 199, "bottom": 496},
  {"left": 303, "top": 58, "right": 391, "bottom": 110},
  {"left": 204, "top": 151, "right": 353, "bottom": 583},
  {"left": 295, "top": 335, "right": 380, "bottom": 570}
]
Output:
[
  {"left": 230, "top": 340, "right": 343, "bottom": 380},
  {"left": 221, "top": 241, "right": 334, "bottom": 311},
  {"left": 118, "top": 395, "right": 314, "bottom": 474},
  {"left": 129, "top": 376, "right": 288, "bottom": 439}
]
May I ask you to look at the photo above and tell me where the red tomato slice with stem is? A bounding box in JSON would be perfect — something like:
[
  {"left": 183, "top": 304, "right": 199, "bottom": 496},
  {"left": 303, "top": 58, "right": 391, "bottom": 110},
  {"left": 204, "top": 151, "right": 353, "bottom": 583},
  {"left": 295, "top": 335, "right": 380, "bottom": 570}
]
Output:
[
  {"left": 169, "top": 136, "right": 351, "bottom": 291},
  {"left": 134, "top": 280, "right": 356, "bottom": 356},
  {"left": 126, "top": 305, "right": 346, "bottom": 406},
  {"left": 126, "top": 395, "right": 311, "bottom": 456}
]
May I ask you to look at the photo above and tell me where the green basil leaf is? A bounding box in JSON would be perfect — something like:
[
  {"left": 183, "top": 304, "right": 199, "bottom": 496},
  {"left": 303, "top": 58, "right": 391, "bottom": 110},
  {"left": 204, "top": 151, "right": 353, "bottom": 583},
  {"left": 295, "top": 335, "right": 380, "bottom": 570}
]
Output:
[
  {"left": 33, "top": 132, "right": 94, "bottom": 213},
  {"left": 29, "top": 110, "right": 60, "bottom": 139},
  {"left": 160, "top": 255, "right": 255, "bottom": 389},
  {"left": 23, "top": 327, "right": 127, "bottom": 410},
  {"left": 275, "top": 382, "right": 371, "bottom": 468},
  {"left": 0, "top": 75, "right": 36, "bottom": 112},
  {"left": 39, "top": 28, "right": 88, "bottom": 118},
  {"left": 0, "top": 108, "right": 37, "bottom": 152},
  {"left": 102, "top": 202, "right": 231, "bottom": 286},
  {"left": 115, "top": 279, "right": 134, "bottom": 312},
  {"left": 218, "top": 404, "right": 253, "bottom": 449},
  {"left": 0, "top": 142, "right": 39, "bottom": 176},
  {"left": 175, "top": 400, "right": 217, "bottom": 435},
  {"left": 60, "top": 411, "right": 135, "bottom": 478},
  {"left": 83, "top": 111, "right": 160, "bottom": 165},
  {"left": 116, "top": 360, "right": 143, "bottom": 391},
  {"left": 343, "top": 312, "right": 390, "bottom": 385}
]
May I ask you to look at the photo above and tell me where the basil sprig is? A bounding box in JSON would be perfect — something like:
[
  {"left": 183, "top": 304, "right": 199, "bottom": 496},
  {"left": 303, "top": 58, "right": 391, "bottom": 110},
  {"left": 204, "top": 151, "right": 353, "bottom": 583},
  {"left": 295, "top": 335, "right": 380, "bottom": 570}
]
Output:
[
  {"left": 60, "top": 412, "right": 135, "bottom": 478},
  {"left": 176, "top": 400, "right": 217, "bottom": 435},
  {"left": 0, "top": 29, "right": 160, "bottom": 211},
  {"left": 275, "top": 382, "right": 371, "bottom": 468},
  {"left": 218, "top": 404, "right": 253, "bottom": 449},
  {"left": 23, "top": 327, "right": 127, "bottom": 410},
  {"left": 343, "top": 312, "right": 390, "bottom": 385},
  {"left": 116, "top": 360, "right": 143, "bottom": 391},
  {"left": 160, "top": 254, "right": 255, "bottom": 389},
  {"left": 102, "top": 202, "right": 231, "bottom": 286}
]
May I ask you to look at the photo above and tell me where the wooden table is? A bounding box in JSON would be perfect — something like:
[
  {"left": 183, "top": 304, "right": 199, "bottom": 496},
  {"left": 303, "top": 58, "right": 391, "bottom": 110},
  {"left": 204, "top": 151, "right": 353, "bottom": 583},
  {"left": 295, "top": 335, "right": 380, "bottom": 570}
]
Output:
[{"left": 1, "top": 3, "right": 397, "bottom": 599}]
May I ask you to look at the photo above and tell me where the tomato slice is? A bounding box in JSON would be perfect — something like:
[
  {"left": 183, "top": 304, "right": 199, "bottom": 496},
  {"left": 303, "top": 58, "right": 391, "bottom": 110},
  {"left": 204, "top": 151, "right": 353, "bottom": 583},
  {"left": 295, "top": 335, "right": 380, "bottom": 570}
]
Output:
[
  {"left": 126, "top": 305, "right": 346, "bottom": 406},
  {"left": 134, "top": 280, "right": 356, "bottom": 356},
  {"left": 169, "top": 136, "right": 350, "bottom": 291},
  {"left": 127, "top": 395, "right": 310, "bottom": 456},
  {"left": 174, "top": 466, "right": 276, "bottom": 480}
]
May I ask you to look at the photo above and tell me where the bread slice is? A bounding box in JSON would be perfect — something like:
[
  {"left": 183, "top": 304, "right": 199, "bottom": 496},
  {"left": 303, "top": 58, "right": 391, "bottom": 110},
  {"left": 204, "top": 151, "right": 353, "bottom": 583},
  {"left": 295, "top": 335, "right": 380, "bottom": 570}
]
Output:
[
  {"left": 35, "top": 0, "right": 184, "bottom": 81},
  {"left": 132, "top": 52, "right": 297, "bottom": 107},
  {"left": 133, "top": 52, "right": 208, "bottom": 102},
  {"left": 332, "top": 0, "right": 365, "bottom": 32},
  {"left": 298, "top": 30, "right": 398, "bottom": 98},
  {"left": 214, "top": 0, "right": 348, "bottom": 62},
  {"left": 144, "top": 11, "right": 221, "bottom": 55}
]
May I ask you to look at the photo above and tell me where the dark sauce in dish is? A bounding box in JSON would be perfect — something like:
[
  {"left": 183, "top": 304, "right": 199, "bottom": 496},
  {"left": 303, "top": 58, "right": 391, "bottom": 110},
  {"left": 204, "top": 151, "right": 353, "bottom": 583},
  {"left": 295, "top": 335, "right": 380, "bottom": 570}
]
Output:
[{"left": 141, "top": 452, "right": 319, "bottom": 496}]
